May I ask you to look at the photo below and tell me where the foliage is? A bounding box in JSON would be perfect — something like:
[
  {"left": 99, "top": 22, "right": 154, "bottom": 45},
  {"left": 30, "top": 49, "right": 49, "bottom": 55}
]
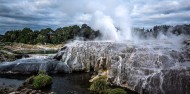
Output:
[
  {"left": 24, "top": 71, "right": 52, "bottom": 89},
  {"left": 105, "top": 88, "right": 127, "bottom": 94},
  {"left": 32, "top": 71, "right": 52, "bottom": 89},
  {"left": 90, "top": 79, "right": 108, "bottom": 94},
  {"left": 132, "top": 24, "right": 190, "bottom": 39},
  {"left": 0, "top": 24, "right": 101, "bottom": 44},
  {"left": 89, "top": 74, "right": 127, "bottom": 94}
]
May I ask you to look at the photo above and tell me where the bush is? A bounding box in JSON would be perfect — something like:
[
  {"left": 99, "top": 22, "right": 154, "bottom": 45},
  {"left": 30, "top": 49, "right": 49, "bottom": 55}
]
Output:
[
  {"left": 32, "top": 74, "right": 52, "bottom": 89},
  {"left": 105, "top": 88, "right": 127, "bottom": 94},
  {"left": 90, "top": 79, "right": 108, "bottom": 94}
]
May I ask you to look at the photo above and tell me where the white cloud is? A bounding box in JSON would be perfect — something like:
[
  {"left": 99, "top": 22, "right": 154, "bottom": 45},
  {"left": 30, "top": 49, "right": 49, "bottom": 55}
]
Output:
[{"left": 0, "top": 0, "right": 190, "bottom": 34}]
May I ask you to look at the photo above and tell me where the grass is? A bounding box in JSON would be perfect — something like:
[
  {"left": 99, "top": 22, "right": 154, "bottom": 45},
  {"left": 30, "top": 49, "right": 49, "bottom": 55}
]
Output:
[
  {"left": 32, "top": 74, "right": 52, "bottom": 89},
  {"left": 105, "top": 88, "right": 127, "bottom": 94},
  {"left": 24, "top": 71, "right": 52, "bottom": 89},
  {"left": 89, "top": 75, "right": 127, "bottom": 94},
  {"left": 90, "top": 79, "right": 108, "bottom": 94}
]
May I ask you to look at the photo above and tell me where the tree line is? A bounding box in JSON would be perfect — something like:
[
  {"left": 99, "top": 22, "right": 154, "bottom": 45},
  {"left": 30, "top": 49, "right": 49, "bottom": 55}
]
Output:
[
  {"left": 0, "top": 24, "right": 101, "bottom": 44},
  {"left": 132, "top": 24, "right": 190, "bottom": 39}
]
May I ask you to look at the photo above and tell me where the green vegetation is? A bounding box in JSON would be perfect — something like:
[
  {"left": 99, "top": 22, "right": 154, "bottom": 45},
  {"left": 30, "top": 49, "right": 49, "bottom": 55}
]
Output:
[
  {"left": 24, "top": 71, "right": 52, "bottom": 89},
  {"left": 132, "top": 24, "right": 190, "bottom": 39},
  {"left": 105, "top": 88, "right": 127, "bottom": 94},
  {"left": 32, "top": 74, "right": 52, "bottom": 89},
  {"left": 90, "top": 79, "right": 108, "bottom": 94},
  {"left": 0, "top": 24, "right": 101, "bottom": 44},
  {"left": 89, "top": 76, "right": 127, "bottom": 94}
]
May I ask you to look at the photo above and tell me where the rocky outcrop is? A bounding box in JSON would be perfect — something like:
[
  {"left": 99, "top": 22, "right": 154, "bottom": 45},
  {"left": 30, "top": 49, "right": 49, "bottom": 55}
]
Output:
[
  {"left": 0, "top": 41, "right": 190, "bottom": 94},
  {"left": 53, "top": 41, "right": 190, "bottom": 94},
  {"left": 0, "top": 58, "right": 71, "bottom": 74}
]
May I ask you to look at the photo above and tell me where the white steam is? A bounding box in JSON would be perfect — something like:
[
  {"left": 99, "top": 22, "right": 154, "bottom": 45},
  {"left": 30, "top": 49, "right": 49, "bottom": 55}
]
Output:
[
  {"left": 77, "top": 0, "right": 133, "bottom": 41},
  {"left": 90, "top": 11, "right": 119, "bottom": 41},
  {"left": 56, "top": 0, "right": 188, "bottom": 49}
]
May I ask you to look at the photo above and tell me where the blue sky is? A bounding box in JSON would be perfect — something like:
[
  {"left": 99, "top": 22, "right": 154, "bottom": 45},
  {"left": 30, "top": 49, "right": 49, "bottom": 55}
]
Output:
[{"left": 0, "top": 0, "right": 190, "bottom": 34}]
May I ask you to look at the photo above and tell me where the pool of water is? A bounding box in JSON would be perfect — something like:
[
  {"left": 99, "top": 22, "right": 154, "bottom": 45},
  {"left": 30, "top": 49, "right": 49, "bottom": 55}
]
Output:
[
  {"left": 0, "top": 73, "right": 91, "bottom": 94},
  {"left": 50, "top": 73, "right": 91, "bottom": 94},
  {"left": 0, "top": 77, "right": 23, "bottom": 88}
]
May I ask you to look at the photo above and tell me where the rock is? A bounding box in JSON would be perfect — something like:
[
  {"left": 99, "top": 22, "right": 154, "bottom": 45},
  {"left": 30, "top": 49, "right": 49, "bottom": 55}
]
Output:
[
  {"left": 30, "top": 90, "right": 37, "bottom": 94},
  {"left": 0, "top": 41, "right": 190, "bottom": 94},
  {"left": 0, "top": 58, "right": 70, "bottom": 74},
  {"left": 53, "top": 41, "right": 190, "bottom": 94},
  {"left": 53, "top": 46, "right": 67, "bottom": 60},
  {"left": 0, "top": 86, "right": 15, "bottom": 94},
  {"left": 49, "top": 92, "right": 56, "bottom": 94}
]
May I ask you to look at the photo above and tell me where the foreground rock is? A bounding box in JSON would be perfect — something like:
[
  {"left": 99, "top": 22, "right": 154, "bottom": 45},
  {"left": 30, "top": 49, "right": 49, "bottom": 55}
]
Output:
[
  {"left": 0, "top": 86, "right": 15, "bottom": 94},
  {"left": 0, "top": 41, "right": 190, "bottom": 94}
]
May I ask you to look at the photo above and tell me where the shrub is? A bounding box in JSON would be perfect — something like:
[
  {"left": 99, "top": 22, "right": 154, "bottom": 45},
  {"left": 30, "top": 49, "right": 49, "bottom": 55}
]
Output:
[
  {"left": 90, "top": 79, "right": 108, "bottom": 94},
  {"left": 105, "top": 88, "right": 127, "bottom": 94},
  {"left": 32, "top": 74, "right": 52, "bottom": 89}
]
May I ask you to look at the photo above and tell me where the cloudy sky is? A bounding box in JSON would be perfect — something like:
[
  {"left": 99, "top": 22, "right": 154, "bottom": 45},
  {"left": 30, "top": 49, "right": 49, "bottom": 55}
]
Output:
[{"left": 0, "top": 0, "right": 190, "bottom": 34}]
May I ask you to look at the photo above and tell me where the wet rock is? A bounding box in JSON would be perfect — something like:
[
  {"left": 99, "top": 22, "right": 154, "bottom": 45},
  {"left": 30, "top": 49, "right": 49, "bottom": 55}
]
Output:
[{"left": 0, "top": 59, "right": 70, "bottom": 74}]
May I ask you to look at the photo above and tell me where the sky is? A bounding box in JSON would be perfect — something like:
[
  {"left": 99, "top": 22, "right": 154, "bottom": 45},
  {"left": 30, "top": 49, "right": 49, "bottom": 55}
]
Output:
[{"left": 0, "top": 0, "right": 190, "bottom": 34}]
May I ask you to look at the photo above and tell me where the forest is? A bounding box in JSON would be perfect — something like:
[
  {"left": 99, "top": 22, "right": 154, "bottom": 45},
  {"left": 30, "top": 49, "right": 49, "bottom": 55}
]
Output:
[
  {"left": 1, "top": 24, "right": 190, "bottom": 44},
  {"left": 0, "top": 24, "right": 101, "bottom": 44}
]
